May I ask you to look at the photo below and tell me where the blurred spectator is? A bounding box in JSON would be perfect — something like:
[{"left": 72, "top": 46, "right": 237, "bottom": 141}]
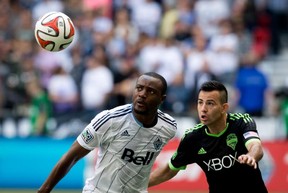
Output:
[
  {"left": 0, "top": 36, "right": 12, "bottom": 120},
  {"left": 235, "top": 52, "right": 271, "bottom": 117},
  {"left": 0, "top": 2, "right": 12, "bottom": 40},
  {"left": 138, "top": 36, "right": 186, "bottom": 113},
  {"left": 194, "top": 0, "right": 230, "bottom": 39},
  {"left": 108, "top": 55, "right": 139, "bottom": 108},
  {"left": 208, "top": 19, "right": 239, "bottom": 84},
  {"left": 184, "top": 34, "right": 217, "bottom": 112},
  {"left": 82, "top": 0, "right": 112, "bottom": 18},
  {"left": 76, "top": 9, "right": 95, "bottom": 56},
  {"left": 157, "top": 38, "right": 184, "bottom": 86},
  {"left": 33, "top": 48, "right": 73, "bottom": 88},
  {"left": 13, "top": 8, "right": 34, "bottom": 43},
  {"left": 63, "top": 0, "right": 83, "bottom": 19},
  {"left": 176, "top": 0, "right": 196, "bottom": 27},
  {"left": 158, "top": 38, "right": 186, "bottom": 114},
  {"left": 47, "top": 66, "right": 79, "bottom": 125},
  {"left": 69, "top": 45, "right": 86, "bottom": 97},
  {"left": 113, "top": 7, "right": 139, "bottom": 45},
  {"left": 80, "top": 54, "right": 114, "bottom": 123},
  {"left": 233, "top": 18, "right": 253, "bottom": 62},
  {"left": 159, "top": 1, "right": 178, "bottom": 39},
  {"left": 160, "top": 0, "right": 196, "bottom": 40},
  {"left": 275, "top": 79, "right": 288, "bottom": 139},
  {"left": 92, "top": 7, "right": 113, "bottom": 35},
  {"left": 251, "top": 8, "right": 271, "bottom": 59},
  {"left": 32, "top": 0, "right": 64, "bottom": 21},
  {"left": 138, "top": 37, "right": 184, "bottom": 85},
  {"left": 230, "top": 0, "right": 258, "bottom": 31},
  {"left": 89, "top": 9, "right": 113, "bottom": 54},
  {"left": 266, "top": 0, "right": 288, "bottom": 55},
  {"left": 131, "top": 0, "right": 162, "bottom": 37},
  {"left": 138, "top": 36, "right": 163, "bottom": 73},
  {"left": 25, "top": 77, "right": 52, "bottom": 136}
]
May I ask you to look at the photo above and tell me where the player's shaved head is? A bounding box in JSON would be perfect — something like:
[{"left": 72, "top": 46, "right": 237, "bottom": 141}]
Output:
[
  {"left": 142, "top": 72, "right": 167, "bottom": 95},
  {"left": 199, "top": 80, "right": 228, "bottom": 104}
]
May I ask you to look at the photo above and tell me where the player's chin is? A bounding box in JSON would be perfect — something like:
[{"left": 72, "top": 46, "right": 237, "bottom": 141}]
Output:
[
  {"left": 200, "top": 118, "right": 210, "bottom": 125},
  {"left": 134, "top": 105, "right": 148, "bottom": 114}
]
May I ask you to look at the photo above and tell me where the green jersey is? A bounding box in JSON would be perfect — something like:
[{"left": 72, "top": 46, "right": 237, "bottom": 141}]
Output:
[{"left": 170, "top": 113, "right": 268, "bottom": 193}]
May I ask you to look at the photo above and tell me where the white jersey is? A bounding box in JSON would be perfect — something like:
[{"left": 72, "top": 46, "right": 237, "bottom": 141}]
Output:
[{"left": 77, "top": 104, "right": 177, "bottom": 193}]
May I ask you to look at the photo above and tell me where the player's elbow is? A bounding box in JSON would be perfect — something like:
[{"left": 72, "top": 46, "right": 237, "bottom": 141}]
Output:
[{"left": 148, "top": 164, "right": 178, "bottom": 187}]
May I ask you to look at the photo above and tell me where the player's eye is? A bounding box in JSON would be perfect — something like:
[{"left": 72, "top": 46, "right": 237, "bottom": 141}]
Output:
[
  {"left": 207, "top": 101, "right": 214, "bottom": 106},
  {"left": 136, "top": 85, "right": 143, "bottom": 91},
  {"left": 197, "top": 100, "right": 203, "bottom": 105},
  {"left": 149, "top": 89, "right": 155, "bottom": 94}
]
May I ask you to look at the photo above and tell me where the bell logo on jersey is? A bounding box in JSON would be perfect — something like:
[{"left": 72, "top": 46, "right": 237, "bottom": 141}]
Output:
[{"left": 121, "top": 148, "right": 155, "bottom": 165}]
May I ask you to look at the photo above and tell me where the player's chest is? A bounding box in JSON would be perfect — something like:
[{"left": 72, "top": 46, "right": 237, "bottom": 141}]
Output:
[
  {"left": 195, "top": 131, "right": 246, "bottom": 161},
  {"left": 106, "top": 126, "right": 168, "bottom": 153}
]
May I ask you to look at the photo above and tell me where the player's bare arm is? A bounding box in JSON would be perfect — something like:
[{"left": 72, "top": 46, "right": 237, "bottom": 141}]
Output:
[
  {"left": 148, "top": 163, "right": 179, "bottom": 187},
  {"left": 238, "top": 140, "right": 264, "bottom": 169},
  {"left": 37, "top": 141, "right": 90, "bottom": 193}
]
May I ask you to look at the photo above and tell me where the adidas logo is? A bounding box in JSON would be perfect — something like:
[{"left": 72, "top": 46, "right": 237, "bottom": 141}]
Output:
[
  {"left": 198, "top": 147, "right": 207, "bottom": 154},
  {"left": 121, "top": 130, "right": 130, "bottom": 136}
]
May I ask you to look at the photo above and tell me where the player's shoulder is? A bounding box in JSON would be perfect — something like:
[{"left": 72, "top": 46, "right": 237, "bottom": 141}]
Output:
[
  {"left": 108, "top": 104, "right": 132, "bottom": 114},
  {"left": 184, "top": 123, "right": 205, "bottom": 137},
  {"left": 228, "top": 113, "right": 254, "bottom": 124},
  {"left": 91, "top": 104, "right": 132, "bottom": 125},
  {"left": 157, "top": 109, "right": 177, "bottom": 128}
]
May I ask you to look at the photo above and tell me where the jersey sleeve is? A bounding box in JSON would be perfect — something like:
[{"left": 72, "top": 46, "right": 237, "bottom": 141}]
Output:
[
  {"left": 169, "top": 132, "right": 195, "bottom": 171},
  {"left": 77, "top": 110, "right": 110, "bottom": 150},
  {"left": 239, "top": 113, "right": 262, "bottom": 146}
]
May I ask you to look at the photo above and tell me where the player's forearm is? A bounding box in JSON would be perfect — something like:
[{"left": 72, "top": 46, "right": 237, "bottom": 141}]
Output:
[
  {"left": 247, "top": 141, "right": 264, "bottom": 162},
  {"left": 149, "top": 164, "right": 178, "bottom": 187},
  {"left": 238, "top": 140, "right": 264, "bottom": 169}
]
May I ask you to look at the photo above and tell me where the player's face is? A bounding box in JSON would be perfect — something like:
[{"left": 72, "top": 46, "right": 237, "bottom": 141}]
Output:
[
  {"left": 132, "top": 75, "right": 165, "bottom": 115},
  {"left": 197, "top": 90, "right": 227, "bottom": 126}
]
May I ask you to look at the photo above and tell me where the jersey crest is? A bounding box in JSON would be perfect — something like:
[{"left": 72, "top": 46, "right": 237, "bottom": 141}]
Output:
[
  {"left": 153, "top": 136, "right": 163, "bottom": 151},
  {"left": 226, "top": 133, "right": 238, "bottom": 150}
]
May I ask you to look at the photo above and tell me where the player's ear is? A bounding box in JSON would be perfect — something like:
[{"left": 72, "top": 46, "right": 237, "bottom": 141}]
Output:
[
  {"left": 222, "top": 103, "right": 229, "bottom": 113},
  {"left": 161, "top": 94, "right": 167, "bottom": 103}
]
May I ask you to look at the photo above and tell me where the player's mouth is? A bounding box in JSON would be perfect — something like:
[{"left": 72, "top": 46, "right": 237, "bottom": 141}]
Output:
[
  {"left": 200, "top": 114, "right": 208, "bottom": 122},
  {"left": 136, "top": 100, "right": 146, "bottom": 108}
]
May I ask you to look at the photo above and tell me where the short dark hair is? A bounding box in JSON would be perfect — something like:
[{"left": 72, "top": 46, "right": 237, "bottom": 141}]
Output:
[
  {"left": 143, "top": 72, "right": 167, "bottom": 95},
  {"left": 199, "top": 80, "right": 228, "bottom": 103}
]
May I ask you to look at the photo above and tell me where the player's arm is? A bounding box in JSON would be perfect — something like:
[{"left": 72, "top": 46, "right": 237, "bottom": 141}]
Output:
[
  {"left": 238, "top": 114, "right": 264, "bottom": 169},
  {"left": 148, "top": 163, "right": 179, "bottom": 187},
  {"left": 37, "top": 141, "right": 90, "bottom": 193},
  {"left": 238, "top": 139, "right": 264, "bottom": 169}
]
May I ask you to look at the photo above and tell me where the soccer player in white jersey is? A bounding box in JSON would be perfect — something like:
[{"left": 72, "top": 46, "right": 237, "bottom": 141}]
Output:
[{"left": 37, "top": 72, "right": 177, "bottom": 193}]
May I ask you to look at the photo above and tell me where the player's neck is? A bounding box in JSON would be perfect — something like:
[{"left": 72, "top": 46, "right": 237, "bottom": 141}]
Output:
[{"left": 133, "top": 112, "right": 158, "bottom": 128}]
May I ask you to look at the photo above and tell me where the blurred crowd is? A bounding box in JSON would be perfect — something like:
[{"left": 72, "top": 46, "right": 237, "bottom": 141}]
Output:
[{"left": 0, "top": 0, "right": 288, "bottom": 138}]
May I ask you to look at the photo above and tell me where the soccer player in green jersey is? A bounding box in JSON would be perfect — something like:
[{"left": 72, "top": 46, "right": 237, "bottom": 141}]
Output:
[{"left": 149, "top": 80, "right": 268, "bottom": 193}]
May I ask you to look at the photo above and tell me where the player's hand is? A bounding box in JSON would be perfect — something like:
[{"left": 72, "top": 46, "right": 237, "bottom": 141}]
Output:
[{"left": 238, "top": 154, "right": 257, "bottom": 169}]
